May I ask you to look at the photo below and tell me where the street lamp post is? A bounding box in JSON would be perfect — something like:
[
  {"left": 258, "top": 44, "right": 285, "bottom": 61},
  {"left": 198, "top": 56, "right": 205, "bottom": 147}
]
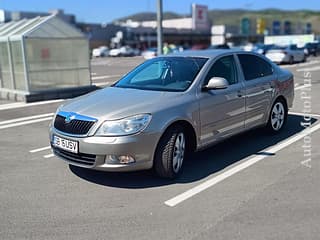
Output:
[{"left": 157, "top": 0, "right": 163, "bottom": 55}]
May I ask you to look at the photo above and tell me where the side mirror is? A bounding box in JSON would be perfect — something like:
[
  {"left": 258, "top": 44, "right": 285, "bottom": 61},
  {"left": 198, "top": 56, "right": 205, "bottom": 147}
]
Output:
[{"left": 203, "top": 77, "right": 229, "bottom": 90}]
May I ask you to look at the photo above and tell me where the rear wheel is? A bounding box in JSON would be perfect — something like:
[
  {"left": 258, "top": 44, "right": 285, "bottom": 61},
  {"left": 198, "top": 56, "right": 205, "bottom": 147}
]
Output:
[
  {"left": 266, "top": 99, "right": 287, "bottom": 133},
  {"left": 289, "top": 56, "right": 294, "bottom": 64},
  {"left": 154, "top": 126, "right": 186, "bottom": 179}
]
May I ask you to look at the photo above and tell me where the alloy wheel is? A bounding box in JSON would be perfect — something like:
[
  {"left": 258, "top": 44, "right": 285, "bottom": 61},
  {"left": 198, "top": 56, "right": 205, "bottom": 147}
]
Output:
[
  {"left": 172, "top": 133, "right": 185, "bottom": 173},
  {"left": 271, "top": 102, "right": 285, "bottom": 131}
]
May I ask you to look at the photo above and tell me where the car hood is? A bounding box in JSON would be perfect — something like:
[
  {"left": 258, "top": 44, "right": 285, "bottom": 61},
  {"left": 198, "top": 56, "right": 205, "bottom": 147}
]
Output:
[{"left": 60, "top": 87, "right": 179, "bottom": 120}]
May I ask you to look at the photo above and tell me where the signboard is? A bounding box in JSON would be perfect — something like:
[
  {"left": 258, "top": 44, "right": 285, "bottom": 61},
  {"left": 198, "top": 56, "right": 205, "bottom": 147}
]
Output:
[
  {"left": 305, "top": 23, "right": 312, "bottom": 34},
  {"left": 241, "top": 18, "right": 250, "bottom": 35},
  {"left": 284, "top": 21, "right": 291, "bottom": 35},
  {"left": 41, "top": 48, "right": 50, "bottom": 59},
  {"left": 272, "top": 21, "right": 281, "bottom": 35},
  {"left": 0, "top": 10, "right": 6, "bottom": 23},
  {"left": 192, "top": 4, "right": 209, "bottom": 30},
  {"left": 211, "top": 25, "right": 226, "bottom": 35},
  {"left": 265, "top": 34, "right": 315, "bottom": 46},
  {"left": 256, "top": 18, "right": 266, "bottom": 35}
]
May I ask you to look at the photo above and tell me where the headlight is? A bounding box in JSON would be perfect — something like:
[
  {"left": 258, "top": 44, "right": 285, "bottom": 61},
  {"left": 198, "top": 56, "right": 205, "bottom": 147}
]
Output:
[{"left": 95, "top": 114, "right": 152, "bottom": 136}]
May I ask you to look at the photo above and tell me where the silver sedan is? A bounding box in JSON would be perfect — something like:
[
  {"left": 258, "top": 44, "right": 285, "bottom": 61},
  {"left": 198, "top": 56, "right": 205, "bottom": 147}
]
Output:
[{"left": 49, "top": 50, "right": 294, "bottom": 178}]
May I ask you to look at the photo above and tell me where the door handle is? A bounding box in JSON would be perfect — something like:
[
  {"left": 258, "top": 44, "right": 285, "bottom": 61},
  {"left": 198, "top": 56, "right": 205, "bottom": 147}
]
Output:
[{"left": 237, "top": 90, "right": 243, "bottom": 97}]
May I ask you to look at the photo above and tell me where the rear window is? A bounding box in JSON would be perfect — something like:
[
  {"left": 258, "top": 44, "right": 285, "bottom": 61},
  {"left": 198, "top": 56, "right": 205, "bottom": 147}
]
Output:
[{"left": 238, "top": 54, "right": 273, "bottom": 81}]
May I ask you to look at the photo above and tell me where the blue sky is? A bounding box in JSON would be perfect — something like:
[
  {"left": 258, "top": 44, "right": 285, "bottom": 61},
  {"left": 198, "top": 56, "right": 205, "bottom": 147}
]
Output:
[{"left": 1, "top": 0, "right": 320, "bottom": 23}]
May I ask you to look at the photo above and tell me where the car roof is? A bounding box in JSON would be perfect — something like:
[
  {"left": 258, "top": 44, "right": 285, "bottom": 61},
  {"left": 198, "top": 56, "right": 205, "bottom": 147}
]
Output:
[{"left": 166, "top": 49, "right": 251, "bottom": 59}]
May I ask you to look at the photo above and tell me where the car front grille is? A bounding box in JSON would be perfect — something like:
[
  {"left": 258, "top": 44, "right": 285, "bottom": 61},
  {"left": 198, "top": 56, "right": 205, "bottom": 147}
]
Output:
[
  {"left": 52, "top": 146, "right": 96, "bottom": 166},
  {"left": 54, "top": 115, "right": 96, "bottom": 135}
]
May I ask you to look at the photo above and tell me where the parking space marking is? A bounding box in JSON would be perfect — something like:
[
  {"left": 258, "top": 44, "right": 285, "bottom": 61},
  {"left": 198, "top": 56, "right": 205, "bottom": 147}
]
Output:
[
  {"left": 91, "top": 74, "right": 122, "bottom": 80},
  {"left": 294, "top": 84, "right": 312, "bottom": 91},
  {"left": 297, "top": 66, "right": 320, "bottom": 72},
  {"left": 29, "top": 146, "right": 51, "bottom": 153},
  {"left": 165, "top": 121, "right": 320, "bottom": 207},
  {"left": 44, "top": 153, "right": 54, "bottom": 159},
  {"left": 0, "top": 113, "right": 54, "bottom": 125},
  {"left": 94, "top": 82, "right": 112, "bottom": 87},
  {"left": 0, "top": 113, "right": 53, "bottom": 130},
  {"left": 0, "top": 99, "right": 64, "bottom": 111},
  {"left": 288, "top": 111, "right": 320, "bottom": 118},
  {"left": 283, "top": 60, "right": 320, "bottom": 68}
]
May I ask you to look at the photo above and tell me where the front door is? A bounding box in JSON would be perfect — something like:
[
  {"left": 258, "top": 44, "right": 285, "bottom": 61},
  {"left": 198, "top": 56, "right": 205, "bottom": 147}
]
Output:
[{"left": 199, "top": 55, "right": 246, "bottom": 147}]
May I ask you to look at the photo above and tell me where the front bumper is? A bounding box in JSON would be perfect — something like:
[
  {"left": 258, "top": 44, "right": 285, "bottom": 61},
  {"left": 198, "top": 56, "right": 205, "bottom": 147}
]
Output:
[{"left": 49, "top": 127, "right": 160, "bottom": 172}]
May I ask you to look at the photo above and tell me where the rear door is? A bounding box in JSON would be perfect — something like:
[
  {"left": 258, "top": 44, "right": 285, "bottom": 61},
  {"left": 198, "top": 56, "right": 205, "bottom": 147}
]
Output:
[{"left": 236, "top": 54, "right": 275, "bottom": 129}]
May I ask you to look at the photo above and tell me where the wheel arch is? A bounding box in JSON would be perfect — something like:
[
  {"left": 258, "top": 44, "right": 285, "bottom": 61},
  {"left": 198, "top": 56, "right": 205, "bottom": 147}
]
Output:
[
  {"left": 274, "top": 95, "right": 288, "bottom": 111},
  {"left": 158, "top": 119, "right": 197, "bottom": 153},
  {"left": 264, "top": 95, "right": 288, "bottom": 126}
]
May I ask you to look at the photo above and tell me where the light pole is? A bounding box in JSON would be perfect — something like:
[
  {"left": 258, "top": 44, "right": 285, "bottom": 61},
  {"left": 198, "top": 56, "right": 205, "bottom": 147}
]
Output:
[{"left": 157, "top": 0, "right": 163, "bottom": 55}]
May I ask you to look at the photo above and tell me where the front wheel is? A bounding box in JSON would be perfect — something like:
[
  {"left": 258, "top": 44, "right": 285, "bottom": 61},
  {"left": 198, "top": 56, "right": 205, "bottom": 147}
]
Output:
[
  {"left": 154, "top": 126, "right": 186, "bottom": 179},
  {"left": 266, "top": 99, "right": 287, "bottom": 133}
]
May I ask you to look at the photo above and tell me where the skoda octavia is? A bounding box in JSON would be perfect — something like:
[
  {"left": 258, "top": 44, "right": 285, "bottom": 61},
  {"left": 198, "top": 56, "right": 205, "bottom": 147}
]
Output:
[{"left": 49, "top": 50, "right": 294, "bottom": 178}]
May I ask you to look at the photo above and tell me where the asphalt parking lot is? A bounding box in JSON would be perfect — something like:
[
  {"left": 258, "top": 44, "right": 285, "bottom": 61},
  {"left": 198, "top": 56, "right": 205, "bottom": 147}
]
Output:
[{"left": 1, "top": 56, "right": 320, "bottom": 240}]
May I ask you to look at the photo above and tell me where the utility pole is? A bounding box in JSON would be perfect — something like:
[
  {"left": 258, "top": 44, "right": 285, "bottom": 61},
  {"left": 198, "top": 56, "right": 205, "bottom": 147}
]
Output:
[{"left": 157, "top": 0, "right": 163, "bottom": 55}]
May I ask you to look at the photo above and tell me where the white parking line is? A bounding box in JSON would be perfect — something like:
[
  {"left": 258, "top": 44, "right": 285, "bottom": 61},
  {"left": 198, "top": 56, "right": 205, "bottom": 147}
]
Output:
[
  {"left": 0, "top": 113, "right": 54, "bottom": 125},
  {"left": 0, "top": 99, "right": 64, "bottom": 111},
  {"left": 44, "top": 153, "right": 54, "bottom": 159},
  {"left": 294, "top": 84, "right": 312, "bottom": 90},
  {"left": 91, "top": 74, "right": 122, "bottom": 80},
  {"left": 164, "top": 121, "right": 320, "bottom": 207},
  {"left": 94, "top": 82, "right": 111, "bottom": 87},
  {"left": 0, "top": 114, "right": 53, "bottom": 130},
  {"left": 297, "top": 65, "right": 320, "bottom": 72},
  {"left": 284, "top": 60, "right": 320, "bottom": 68},
  {"left": 29, "top": 146, "right": 51, "bottom": 153},
  {"left": 288, "top": 111, "right": 320, "bottom": 118}
]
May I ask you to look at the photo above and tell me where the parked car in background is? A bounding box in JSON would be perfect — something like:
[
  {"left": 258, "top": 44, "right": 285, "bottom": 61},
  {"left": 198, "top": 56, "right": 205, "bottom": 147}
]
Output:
[
  {"left": 253, "top": 43, "right": 275, "bottom": 55},
  {"left": 243, "top": 43, "right": 255, "bottom": 52},
  {"left": 265, "top": 44, "right": 306, "bottom": 64},
  {"left": 92, "top": 46, "right": 109, "bottom": 58},
  {"left": 303, "top": 42, "right": 320, "bottom": 57},
  {"left": 207, "top": 44, "right": 230, "bottom": 50},
  {"left": 109, "top": 46, "right": 138, "bottom": 57},
  {"left": 141, "top": 47, "right": 157, "bottom": 59},
  {"left": 191, "top": 44, "right": 208, "bottom": 50},
  {"left": 50, "top": 50, "right": 294, "bottom": 179}
]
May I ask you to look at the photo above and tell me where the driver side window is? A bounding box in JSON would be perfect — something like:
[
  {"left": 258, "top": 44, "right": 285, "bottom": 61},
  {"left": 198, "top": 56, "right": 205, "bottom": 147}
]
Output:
[{"left": 205, "top": 55, "right": 238, "bottom": 85}]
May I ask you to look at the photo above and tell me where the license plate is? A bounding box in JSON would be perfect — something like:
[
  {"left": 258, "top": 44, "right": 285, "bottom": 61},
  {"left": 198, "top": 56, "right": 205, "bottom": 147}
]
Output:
[{"left": 53, "top": 135, "right": 78, "bottom": 153}]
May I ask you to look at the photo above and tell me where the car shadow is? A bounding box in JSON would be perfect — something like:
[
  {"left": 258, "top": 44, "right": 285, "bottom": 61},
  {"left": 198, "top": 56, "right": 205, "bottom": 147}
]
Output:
[{"left": 70, "top": 114, "right": 317, "bottom": 189}]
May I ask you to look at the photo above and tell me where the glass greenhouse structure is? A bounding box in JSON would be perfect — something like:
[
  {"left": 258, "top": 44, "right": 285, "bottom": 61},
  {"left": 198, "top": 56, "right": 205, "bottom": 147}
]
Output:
[{"left": 0, "top": 15, "right": 92, "bottom": 101}]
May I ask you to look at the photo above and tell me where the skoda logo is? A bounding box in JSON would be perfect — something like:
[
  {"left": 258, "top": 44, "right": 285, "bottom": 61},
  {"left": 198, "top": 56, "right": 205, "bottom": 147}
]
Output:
[{"left": 65, "top": 114, "right": 75, "bottom": 124}]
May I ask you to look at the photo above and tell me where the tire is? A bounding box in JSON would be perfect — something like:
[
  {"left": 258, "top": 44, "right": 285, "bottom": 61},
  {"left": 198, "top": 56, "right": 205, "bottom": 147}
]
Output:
[
  {"left": 266, "top": 99, "right": 287, "bottom": 133},
  {"left": 154, "top": 125, "right": 186, "bottom": 179},
  {"left": 289, "top": 56, "right": 294, "bottom": 64}
]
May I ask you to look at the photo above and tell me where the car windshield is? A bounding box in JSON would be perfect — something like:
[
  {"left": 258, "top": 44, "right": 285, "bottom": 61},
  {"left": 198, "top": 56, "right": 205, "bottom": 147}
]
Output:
[{"left": 113, "top": 57, "right": 208, "bottom": 92}]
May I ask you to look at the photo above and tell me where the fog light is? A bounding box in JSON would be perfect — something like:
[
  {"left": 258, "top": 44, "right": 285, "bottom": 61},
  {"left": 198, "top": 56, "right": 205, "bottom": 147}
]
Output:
[
  {"left": 118, "top": 155, "right": 135, "bottom": 164},
  {"left": 105, "top": 155, "right": 135, "bottom": 164}
]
